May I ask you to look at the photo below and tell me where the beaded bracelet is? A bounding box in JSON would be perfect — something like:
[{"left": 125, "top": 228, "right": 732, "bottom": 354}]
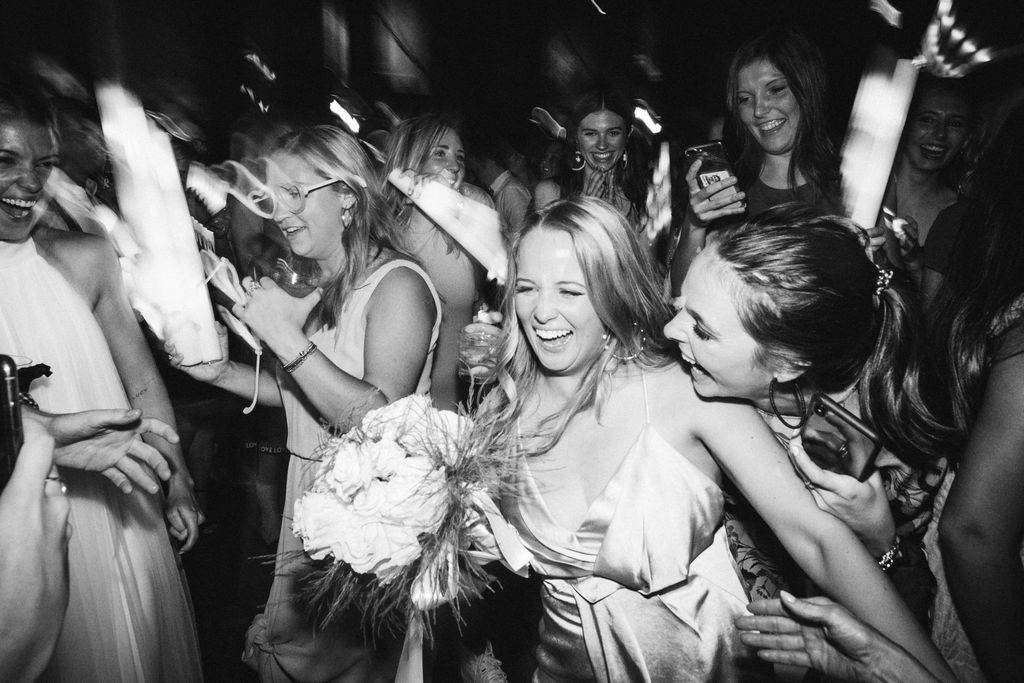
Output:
[
  {"left": 877, "top": 537, "right": 902, "bottom": 572},
  {"left": 281, "top": 341, "right": 318, "bottom": 374}
]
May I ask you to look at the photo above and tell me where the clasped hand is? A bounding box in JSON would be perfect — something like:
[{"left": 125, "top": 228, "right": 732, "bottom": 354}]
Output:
[
  {"left": 788, "top": 440, "right": 895, "bottom": 555},
  {"left": 233, "top": 275, "right": 321, "bottom": 355}
]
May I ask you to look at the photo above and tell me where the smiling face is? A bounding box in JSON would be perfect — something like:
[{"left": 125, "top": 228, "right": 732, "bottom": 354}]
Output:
[
  {"left": 576, "top": 109, "right": 626, "bottom": 172},
  {"left": 664, "top": 249, "right": 783, "bottom": 402},
  {"left": 420, "top": 127, "right": 465, "bottom": 191},
  {"left": 514, "top": 228, "right": 606, "bottom": 378},
  {"left": 901, "top": 88, "right": 971, "bottom": 174},
  {"left": 0, "top": 117, "right": 58, "bottom": 242},
  {"left": 268, "top": 152, "right": 353, "bottom": 266},
  {"left": 735, "top": 59, "right": 802, "bottom": 158}
]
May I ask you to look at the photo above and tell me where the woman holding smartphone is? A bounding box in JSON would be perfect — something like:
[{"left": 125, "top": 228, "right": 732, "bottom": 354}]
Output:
[
  {"left": 670, "top": 27, "right": 845, "bottom": 290},
  {"left": 665, "top": 205, "right": 949, "bottom": 622}
]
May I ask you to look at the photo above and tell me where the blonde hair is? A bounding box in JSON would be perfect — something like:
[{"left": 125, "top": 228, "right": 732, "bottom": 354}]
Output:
[{"left": 486, "top": 197, "right": 673, "bottom": 453}]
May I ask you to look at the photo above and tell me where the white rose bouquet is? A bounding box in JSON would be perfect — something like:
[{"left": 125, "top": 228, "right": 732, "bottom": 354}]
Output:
[{"left": 291, "top": 395, "right": 529, "bottom": 682}]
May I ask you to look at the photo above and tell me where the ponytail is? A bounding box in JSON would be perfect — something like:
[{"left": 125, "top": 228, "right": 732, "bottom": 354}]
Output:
[{"left": 858, "top": 276, "right": 954, "bottom": 467}]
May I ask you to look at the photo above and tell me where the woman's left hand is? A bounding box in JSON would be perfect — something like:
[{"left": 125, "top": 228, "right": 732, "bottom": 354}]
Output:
[
  {"left": 234, "top": 276, "right": 321, "bottom": 353},
  {"left": 165, "top": 474, "right": 204, "bottom": 553},
  {"left": 789, "top": 440, "right": 896, "bottom": 556}
]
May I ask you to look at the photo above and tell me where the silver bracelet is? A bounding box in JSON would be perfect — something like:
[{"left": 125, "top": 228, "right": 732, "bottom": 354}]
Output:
[
  {"left": 877, "top": 537, "right": 902, "bottom": 572},
  {"left": 281, "top": 341, "right": 317, "bottom": 374}
]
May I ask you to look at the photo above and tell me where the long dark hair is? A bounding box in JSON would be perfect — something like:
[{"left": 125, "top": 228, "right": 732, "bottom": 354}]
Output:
[
  {"left": 560, "top": 91, "right": 649, "bottom": 222},
  {"left": 902, "top": 74, "right": 977, "bottom": 193},
  {"left": 709, "top": 204, "right": 948, "bottom": 467},
  {"left": 927, "top": 103, "right": 1024, "bottom": 458},
  {"left": 725, "top": 27, "right": 838, "bottom": 200}
]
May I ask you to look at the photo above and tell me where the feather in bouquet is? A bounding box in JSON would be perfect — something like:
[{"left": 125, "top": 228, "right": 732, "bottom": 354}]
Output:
[{"left": 291, "top": 395, "right": 529, "bottom": 683}]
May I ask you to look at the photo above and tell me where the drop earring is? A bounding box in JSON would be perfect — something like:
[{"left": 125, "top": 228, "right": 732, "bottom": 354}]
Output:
[
  {"left": 620, "top": 151, "right": 628, "bottom": 168},
  {"left": 571, "top": 150, "right": 585, "bottom": 172},
  {"left": 341, "top": 208, "right": 352, "bottom": 228}
]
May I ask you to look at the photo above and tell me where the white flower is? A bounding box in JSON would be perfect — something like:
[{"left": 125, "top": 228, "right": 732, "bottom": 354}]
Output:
[
  {"left": 368, "top": 437, "right": 407, "bottom": 478},
  {"left": 326, "top": 440, "right": 375, "bottom": 502},
  {"left": 361, "top": 395, "right": 433, "bottom": 445},
  {"left": 383, "top": 457, "right": 447, "bottom": 532},
  {"left": 292, "top": 490, "right": 356, "bottom": 562}
]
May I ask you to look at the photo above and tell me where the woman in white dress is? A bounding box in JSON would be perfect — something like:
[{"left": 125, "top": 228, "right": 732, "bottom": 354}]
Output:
[{"left": 0, "top": 69, "right": 202, "bottom": 681}]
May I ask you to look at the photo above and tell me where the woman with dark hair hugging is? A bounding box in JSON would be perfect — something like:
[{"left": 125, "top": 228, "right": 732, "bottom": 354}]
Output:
[
  {"left": 666, "top": 204, "right": 950, "bottom": 626},
  {"left": 481, "top": 197, "right": 953, "bottom": 682}
]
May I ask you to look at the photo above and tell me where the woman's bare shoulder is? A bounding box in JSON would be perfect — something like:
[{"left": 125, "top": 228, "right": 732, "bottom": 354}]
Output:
[{"left": 33, "top": 227, "right": 117, "bottom": 295}]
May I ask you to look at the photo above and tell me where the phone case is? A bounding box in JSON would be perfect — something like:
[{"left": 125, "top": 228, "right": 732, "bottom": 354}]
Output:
[
  {"left": 800, "top": 393, "right": 882, "bottom": 481},
  {"left": 1, "top": 355, "right": 23, "bottom": 489},
  {"left": 684, "top": 141, "right": 738, "bottom": 192}
]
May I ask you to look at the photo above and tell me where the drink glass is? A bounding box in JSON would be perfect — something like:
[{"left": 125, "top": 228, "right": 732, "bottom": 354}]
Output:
[{"left": 458, "top": 323, "right": 502, "bottom": 383}]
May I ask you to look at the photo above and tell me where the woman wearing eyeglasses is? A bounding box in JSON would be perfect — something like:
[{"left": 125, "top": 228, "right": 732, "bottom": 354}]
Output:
[{"left": 169, "top": 124, "right": 441, "bottom": 682}]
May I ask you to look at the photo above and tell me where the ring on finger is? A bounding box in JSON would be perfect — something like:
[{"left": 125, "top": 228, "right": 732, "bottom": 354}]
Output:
[
  {"left": 46, "top": 474, "right": 68, "bottom": 495},
  {"left": 247, "top": 280, "right": 261, "bottom": 294}
]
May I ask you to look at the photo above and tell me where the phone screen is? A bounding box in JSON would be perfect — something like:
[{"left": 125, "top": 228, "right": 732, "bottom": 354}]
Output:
[{"left": 1, "top": 355, "right": 24, "bottom": 489}]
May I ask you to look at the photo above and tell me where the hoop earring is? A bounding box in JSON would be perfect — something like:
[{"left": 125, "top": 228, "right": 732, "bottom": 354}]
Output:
[
  {"left": 571, "top": 150, "right": 585, "bottom": 172},
  {"left": 605, "top": 325, "right": 646, "bottom": 362},
  {"left": 768, "top": 378, "right": 806, "bottom": 429},
  {"left": 620, "top": 151, "right": 628, "bottom": 169}
]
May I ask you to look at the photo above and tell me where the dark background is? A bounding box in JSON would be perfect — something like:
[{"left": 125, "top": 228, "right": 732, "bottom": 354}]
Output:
[{"left": 5, "top": 0, "right": 1023, "bottom": 158}]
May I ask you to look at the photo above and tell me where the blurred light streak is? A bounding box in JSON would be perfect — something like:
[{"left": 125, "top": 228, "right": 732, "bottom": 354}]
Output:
[
  {"left": 633, "top": 101, "right": 662, "bottom": 135},
  {"left": 330, "top": 99, "right": 361, "bottom": 133}
]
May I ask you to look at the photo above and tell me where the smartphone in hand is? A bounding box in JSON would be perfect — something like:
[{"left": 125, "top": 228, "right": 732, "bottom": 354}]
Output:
[
  {"left": 684, "top": 141, "right": 739, "bottom": 198},
  {"left": 800, "top": 393, "right": 882, "bottom": 482},
  {"left": 1, "top": 355, "right": 24, "bottom": 490}
]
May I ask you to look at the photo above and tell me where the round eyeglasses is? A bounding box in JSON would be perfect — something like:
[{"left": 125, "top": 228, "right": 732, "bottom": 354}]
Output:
[{"left": 268, "top": 178, "right": 348, "bottom": 215}]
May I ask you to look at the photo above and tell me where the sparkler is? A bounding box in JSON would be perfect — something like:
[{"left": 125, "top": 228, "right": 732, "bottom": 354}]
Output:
[
  {"left": 95, "top": 82, "right": 221, "bottom": 366},
  {"left": 387, "top": 170, "right": 508, "bottom": 284},
  {"left": 913, "top": 0, "right": 1024, "bottom": 77},
  {"left": 644, "top": 141, "right": 671, "bottom": 245},
  {"left": 842, "top": 0, "right": 1022, "bottom": 236}
]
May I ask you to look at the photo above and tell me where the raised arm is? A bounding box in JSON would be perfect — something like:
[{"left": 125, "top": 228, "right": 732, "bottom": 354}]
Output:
[
  {"left": 240, "top": 266, "right": 437, "bottom": 433},
  {"left": 938, "top": 348, "right": 1024, "bottom": 680},
  {"left": 698, "top": 399, "right": 956, "bottom": 683}
]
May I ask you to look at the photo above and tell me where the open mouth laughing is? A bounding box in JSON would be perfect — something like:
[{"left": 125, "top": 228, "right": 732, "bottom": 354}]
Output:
[
  {"left": 0, "top": 195, "right": 38, "bottom": 221},
  {"left": 757, "top": 119, "right": 785, "bottom": 135},
  {"left": 534, "top": 327, "right": 573, "bottom": 350}
]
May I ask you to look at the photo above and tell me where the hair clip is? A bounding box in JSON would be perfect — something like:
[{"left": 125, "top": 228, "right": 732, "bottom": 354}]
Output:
[{"left": 874, "top": 266, "right": 894, "bottom": 296}]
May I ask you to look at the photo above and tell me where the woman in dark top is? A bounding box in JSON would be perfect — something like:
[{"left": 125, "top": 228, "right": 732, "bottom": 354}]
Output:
[{"left": 670, "top": 27, "right": 841, "bottom": 292}]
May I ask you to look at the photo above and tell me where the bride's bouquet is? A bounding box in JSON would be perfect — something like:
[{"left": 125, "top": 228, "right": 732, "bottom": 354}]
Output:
[{"left": 291, "top": 395, "right": 528, "bottom": 681}]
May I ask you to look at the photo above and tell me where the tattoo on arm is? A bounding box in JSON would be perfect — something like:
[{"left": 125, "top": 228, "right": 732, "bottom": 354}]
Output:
[{"left": 130, "top": 387, "right": 149, "bottom": 401}]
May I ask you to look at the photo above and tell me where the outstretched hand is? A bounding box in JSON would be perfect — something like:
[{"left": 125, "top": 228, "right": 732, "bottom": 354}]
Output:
[
  {"left": 45, "top": 408, "right": 178, "bottom": 495},
  {"left": 735, "top": 592, "right": 938, "bottom": 683}
]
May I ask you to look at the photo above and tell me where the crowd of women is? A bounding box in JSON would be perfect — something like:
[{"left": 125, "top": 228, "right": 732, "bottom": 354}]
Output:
[{"left": 2, "top": 20, "right": 1023, "bottom": 683}]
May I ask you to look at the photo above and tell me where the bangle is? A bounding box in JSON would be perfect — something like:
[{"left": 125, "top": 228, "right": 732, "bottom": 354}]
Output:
[
  {"left": 281, "top": 341, "right": 317, "bottom": 374},
  {"left": 877, "top": 537, "right": 902, "bottom": 571}
]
